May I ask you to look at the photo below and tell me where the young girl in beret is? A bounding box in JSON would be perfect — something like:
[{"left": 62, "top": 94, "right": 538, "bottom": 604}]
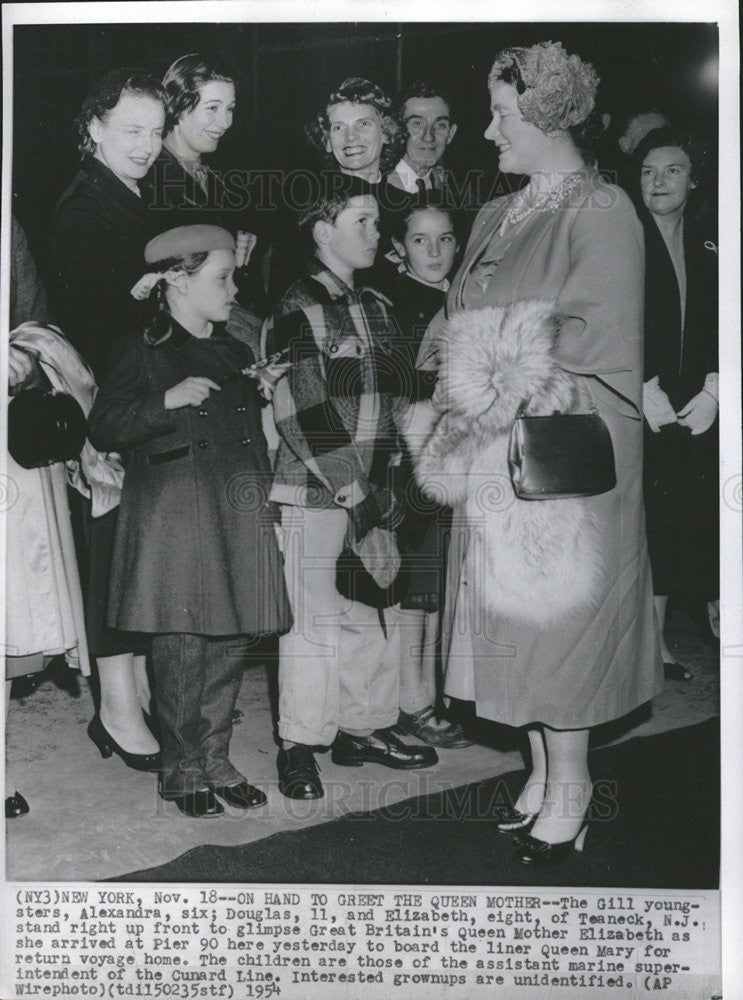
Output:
[{"left": 89, "top": 224, "right": 291, "bottom": 817}]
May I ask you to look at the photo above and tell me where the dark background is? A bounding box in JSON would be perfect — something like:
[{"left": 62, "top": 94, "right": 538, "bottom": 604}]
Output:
[{"left": 12, "top": 20, "right": 718, "bottom": 281}]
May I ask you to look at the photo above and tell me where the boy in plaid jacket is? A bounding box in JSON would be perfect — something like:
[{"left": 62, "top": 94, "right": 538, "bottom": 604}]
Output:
[{"left": 266, "top": 175, "right": 438, "bottom": 799}]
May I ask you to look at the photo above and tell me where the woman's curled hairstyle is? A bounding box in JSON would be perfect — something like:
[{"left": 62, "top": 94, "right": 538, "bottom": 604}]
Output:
[
  {"left": 162, "top": 53, "right": 237, "bottom": 135},
  {"left": 305, "top": 76, "right": 403, "bottom": 173},
  {"left": 76, "top": 67, "right": 167, "bottom": 156},
  {"left": 143, "top": 252, "right": 209, "bottom": 346}
]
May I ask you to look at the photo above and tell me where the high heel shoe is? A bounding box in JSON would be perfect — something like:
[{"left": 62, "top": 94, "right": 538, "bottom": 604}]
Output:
[
  {"left": 664, "top": 661, "right": 693, "bottom": 681},
  {"left": 5, "top": 791, "right": 30, "bottom": 818},
  {"left": 87, "top": 714, "right": 161, "bottom": 772},
  {"left": 512, "top": 823, "right": 588, "bottom": 866}
]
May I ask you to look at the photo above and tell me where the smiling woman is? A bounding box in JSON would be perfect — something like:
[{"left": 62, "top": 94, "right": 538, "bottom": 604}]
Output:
[
  {"left": 87, "top": 92, "right": 165, "bottom": 188},
  {"left": 326, "top": 102, "right": 385, "bottom": 178},
  {"left": 485, "top": 81, "right": 554, "bottom": 177},
  {"left": 305, "top": 77, "right": 403, "bottom": 181},
  {"left": 143, "top": 54, "right": 238, "bottom": 219},
  {"left": 51, "top": 65, "right": 169, "bottom": 775},
  {"left": 418, "top": 40, "right": 663, "bottom": 870},
  {"left": 162, "top": 54, "right": 236, "bottom": 168},
  {"left": 53, "top": 66, "right": 167, "bottom": 378},
  {"left": 143, "top": 54, "right": 268, "bottom": 317}
]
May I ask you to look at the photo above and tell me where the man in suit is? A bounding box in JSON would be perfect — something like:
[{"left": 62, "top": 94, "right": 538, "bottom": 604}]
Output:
[{"left": 386, "top": 83, "right": 458, "bottom": 195}]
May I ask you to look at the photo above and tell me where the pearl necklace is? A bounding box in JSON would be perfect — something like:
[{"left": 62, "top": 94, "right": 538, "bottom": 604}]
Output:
[{"left": 498, "top": 171, "right": 584, "bottom": 235}]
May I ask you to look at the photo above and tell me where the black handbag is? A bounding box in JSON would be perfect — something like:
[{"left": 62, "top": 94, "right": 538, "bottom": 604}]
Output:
[
  {"left": 7, "top": 388, "right": 87, "bottom": 469},
  {"left": 508, "top": 398, "right": 616, "bottom": 500}
]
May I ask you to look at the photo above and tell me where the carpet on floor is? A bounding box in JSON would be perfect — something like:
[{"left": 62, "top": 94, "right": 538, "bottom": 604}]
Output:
[{"left": 115, "top": 718, "right": 719, "bottom": 888}]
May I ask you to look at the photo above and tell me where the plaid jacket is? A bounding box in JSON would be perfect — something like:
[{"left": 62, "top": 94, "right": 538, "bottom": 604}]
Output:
[{"left": 267, "top": 259, "right": 410, "bottom": 509}]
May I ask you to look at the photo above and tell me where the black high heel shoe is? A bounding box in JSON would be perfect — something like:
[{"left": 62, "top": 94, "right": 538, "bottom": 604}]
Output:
[
  {"left": 87, "top": 714, "right": 161, "bottom": 772},
  {"left": 5, "top": 791, "right": 30, "bottom": 818},
  {"left": 512, "top": 823, "right": 588, "bottom": 866},
  {"left": 664, "top": 661, "right": 694, "bottom": 681}
]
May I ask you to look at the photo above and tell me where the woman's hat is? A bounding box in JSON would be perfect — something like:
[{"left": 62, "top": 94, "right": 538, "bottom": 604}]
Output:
[{"left": 144, "top": 224, "right": 235, "bottom": 263}]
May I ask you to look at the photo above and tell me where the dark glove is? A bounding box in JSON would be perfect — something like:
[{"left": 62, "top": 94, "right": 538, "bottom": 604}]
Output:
[{"left": 349, "top": 493, "right": 382, "bottom": 543}]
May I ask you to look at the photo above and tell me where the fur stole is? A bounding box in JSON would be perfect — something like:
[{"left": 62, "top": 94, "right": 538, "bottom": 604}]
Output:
[{"left": 403, "top": 301, "right": 604, "bottom": 624}]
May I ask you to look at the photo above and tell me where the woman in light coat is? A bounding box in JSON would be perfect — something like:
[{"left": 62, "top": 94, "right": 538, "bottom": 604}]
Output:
[{"left": 415, "top": 42, "right": 662, "bottom": 866}]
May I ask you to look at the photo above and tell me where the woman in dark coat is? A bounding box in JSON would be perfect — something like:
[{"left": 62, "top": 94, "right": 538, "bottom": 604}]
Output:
[
  {"left": 89, "top": 225, "right": 290, "bottom": 817},
  {"left": 51, "top": 67, "right": 168, "bottom": 769},
  {"left": 635, "top": 127, "right": 719, "bottom": 679},
  {"left": 53, "top": 69, "right": 167, "bottom": 381}
]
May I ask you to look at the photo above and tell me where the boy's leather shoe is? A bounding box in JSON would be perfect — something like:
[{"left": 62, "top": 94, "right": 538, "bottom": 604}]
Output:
[
  {"left": 331, "top": 727, "right": 438, "bottom": 769},
  {"left": 212, "top": 781, "right": 267, "bottom": 809},
  {"left": 277, "top": 745, "right": 324, "bottom": 799},
  {"left": 160, "top": 786, "right": 224, "bottom": 818},
  {"left": 395, "top": 706, "right": 475, "bottom": 748}
]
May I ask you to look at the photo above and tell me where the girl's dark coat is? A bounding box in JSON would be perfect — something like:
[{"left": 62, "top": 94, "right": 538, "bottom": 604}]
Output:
[{"left": 89, "top": 323, "right": 291, "bottom": 636}]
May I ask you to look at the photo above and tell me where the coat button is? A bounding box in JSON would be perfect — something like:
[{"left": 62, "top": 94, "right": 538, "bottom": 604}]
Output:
[
  {"left": 197, "top": 408, "right": 208, "bottom": 417},
  {"left": 198, "top": 440, "right": 209, "bottom": 449},
  {"left": 337, "top": 494, "right": 347, "bottom": 503},
  {"left": 241, "top": 438, "right": 251, "bottom": 445}
]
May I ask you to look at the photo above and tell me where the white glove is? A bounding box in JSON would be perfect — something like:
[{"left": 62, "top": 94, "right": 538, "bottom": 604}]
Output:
[
  {"left": 643, "top": 376, "right": 677, "bottom": 433},
  {"left": 677, "top": 376, "right": 718, "bottom": 435},
  {"left": 8, "top": 346, "right": 35, "bottom": 388},
  {"left": 235, "top": 231, "right": 258, "bottom": 268},
  {"left": 703, "top": 372, "right": 718, "bottom": 400}
]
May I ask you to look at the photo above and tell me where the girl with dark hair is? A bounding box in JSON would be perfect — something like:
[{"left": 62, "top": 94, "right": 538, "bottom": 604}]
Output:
[
  {"left": 635, "top": 127, "right": 719, "bottom": 678},
  {"left": 52, "top": 66, "right": 168, "bottom": 772},
  {"left": 88, "top": 225, "right": 290, "bottom": 817},
  {"left": 383, "top": 197, "right": 473, "bottom": 749}
]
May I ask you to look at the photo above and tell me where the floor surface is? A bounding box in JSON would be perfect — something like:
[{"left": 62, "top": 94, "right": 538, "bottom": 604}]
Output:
[{"left": 4, "top": 604, "right": 718, "bottom": 882}]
